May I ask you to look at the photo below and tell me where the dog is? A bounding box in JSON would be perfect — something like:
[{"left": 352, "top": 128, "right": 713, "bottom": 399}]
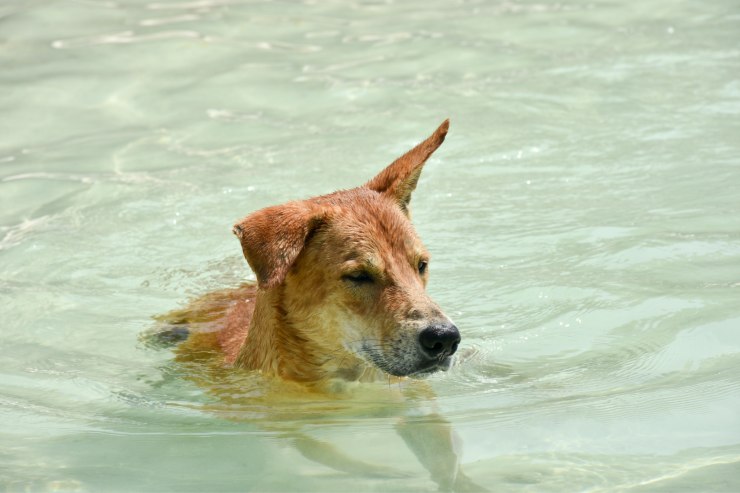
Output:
[{"left": 156, "top": 120, "right": 483, "bottom": 491}]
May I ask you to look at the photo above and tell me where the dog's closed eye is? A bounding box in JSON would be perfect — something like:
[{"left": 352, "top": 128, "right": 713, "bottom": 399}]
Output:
[{"left": 342, "top": 270, "right": 374, "bottom": 284}]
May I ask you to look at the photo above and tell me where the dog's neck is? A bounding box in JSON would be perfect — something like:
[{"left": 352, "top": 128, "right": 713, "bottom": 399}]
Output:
[{"left": 235, "top": 287, "right": 379, "bottom": 387}]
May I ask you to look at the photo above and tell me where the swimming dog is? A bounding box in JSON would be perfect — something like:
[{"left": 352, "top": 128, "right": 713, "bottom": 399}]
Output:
[
  {"left": 170, "top": 119, "right": 459, "bottom": 388},
  {"left": 157, "top": 120, "right": 481, "bottom": 491}
]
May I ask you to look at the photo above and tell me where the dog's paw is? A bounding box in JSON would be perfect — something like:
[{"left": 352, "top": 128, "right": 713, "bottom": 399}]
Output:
[{"left": 451, "top": 470, "right": 489, "bottom": 493}]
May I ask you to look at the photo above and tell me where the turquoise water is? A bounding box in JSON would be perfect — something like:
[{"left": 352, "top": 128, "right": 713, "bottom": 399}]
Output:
[{"left": 2, "top": 0, "right": 740, "bottom": 491}]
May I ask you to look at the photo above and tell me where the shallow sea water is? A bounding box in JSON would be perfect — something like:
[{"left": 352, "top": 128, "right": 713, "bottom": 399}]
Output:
[{"left": 2, "top": 0, "right": 740, "bottom": 491}]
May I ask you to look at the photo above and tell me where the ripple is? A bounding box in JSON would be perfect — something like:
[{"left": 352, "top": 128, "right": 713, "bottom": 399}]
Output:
[
  {"left": 139, "top": 14, "right": 199, "bottom": 27},
  {"left": 52, "top": 30, "right": 204, "bottom": 49},
  {"left": 340, "top": 32, "right": 414, "bottom": 46},
  {"left": 147, "top": 0, "right": 235, "bottom": 10},
  {"left": 0, "top": 215, "right": 56, "bottom": 251},
  {"left": 2, "top": 171, "right": 170, "bottom": 187},
  {"left": 301, "top": 55, "right": 388, "bottom": 74},
  {"left": 255, "top": 40, "right": 322, "bottom": 53}
]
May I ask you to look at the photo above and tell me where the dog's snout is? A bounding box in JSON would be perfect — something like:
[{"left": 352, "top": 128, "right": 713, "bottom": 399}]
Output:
[{"left": 418, "top": 323, "right": 460, "bottom": 358}]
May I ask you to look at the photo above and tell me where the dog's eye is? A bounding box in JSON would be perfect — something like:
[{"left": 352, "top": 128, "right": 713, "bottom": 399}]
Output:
[
  {"left": 343, "top": 271, "right": 374, "bottom": 284},
  {"left": 418, "top": 260, "right": 428, "bottom": 275}
]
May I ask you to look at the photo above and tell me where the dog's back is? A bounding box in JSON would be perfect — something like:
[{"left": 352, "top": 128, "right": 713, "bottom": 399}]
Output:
[{"left": 153, "top": 283, "right": 256, "bottom": 365}]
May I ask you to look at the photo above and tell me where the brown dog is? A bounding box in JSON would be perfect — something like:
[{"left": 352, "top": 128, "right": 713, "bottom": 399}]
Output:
[
  {"left": 157, "top": 120, "right": 482, "bottom": 491},
  {"left": 171, "top": 119, "right": 460, "bottom": 390}
]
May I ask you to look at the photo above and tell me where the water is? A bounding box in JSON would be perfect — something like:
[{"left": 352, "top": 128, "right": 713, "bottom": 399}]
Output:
[{"left": 2, "top": 0, "right": 739, "bottom": 491}]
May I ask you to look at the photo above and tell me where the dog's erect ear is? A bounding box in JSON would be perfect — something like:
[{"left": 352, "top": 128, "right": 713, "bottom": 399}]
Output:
[
  {"left": 233, "top": 201, "right": 325, "bottom": 289},
  {"left": 365, "top": 119, "right": 449, "bottom": 215}
]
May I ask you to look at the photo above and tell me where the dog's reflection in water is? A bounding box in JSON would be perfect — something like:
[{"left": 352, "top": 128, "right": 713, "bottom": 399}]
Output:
[{"left": 152, "top": 120, "right": 485, "bottom": 492}]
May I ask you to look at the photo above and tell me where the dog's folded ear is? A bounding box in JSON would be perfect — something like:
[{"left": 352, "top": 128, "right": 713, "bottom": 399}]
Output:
[
  {"left": 365, "top": 119, "right": 449, "bottom": 215},
  {"left": 233, "top": 201, "right": 325, "bottom": 289}
]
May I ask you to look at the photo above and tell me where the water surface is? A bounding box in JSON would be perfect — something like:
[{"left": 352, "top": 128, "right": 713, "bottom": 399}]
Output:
[{"left": 1, "top": 0, "right": 739, "bottom": 491}]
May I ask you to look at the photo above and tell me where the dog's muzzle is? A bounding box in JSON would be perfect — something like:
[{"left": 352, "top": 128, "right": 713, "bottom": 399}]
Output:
[{"left": 358, "top": 321, "right": 461, "bottom": 378}]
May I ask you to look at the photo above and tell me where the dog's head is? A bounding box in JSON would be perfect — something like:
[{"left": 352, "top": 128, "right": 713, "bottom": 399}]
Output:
[{"left": 233, "top": 120, "right": 459, "bottom": 378}]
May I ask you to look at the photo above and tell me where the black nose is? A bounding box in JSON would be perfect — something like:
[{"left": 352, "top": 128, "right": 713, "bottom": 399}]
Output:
[{"left": 418, "top": 323, "right": 461, "bottom": 358}]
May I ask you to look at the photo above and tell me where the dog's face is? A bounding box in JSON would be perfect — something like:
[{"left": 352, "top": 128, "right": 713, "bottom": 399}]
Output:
[
  {"left": 233, "top": 120, "right": 459, "bottom": 379},
  {"left": 286, "top": 190, "right": 459, "bottom": 377}
]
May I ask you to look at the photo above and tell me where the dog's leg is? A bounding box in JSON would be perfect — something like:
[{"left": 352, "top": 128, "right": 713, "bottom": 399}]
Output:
[
  {"left": 288, "top": 432, "right": 411, "bottom": 479},
  {"left": 396, "top": 414, "right": 487, "bottom": 492}
]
